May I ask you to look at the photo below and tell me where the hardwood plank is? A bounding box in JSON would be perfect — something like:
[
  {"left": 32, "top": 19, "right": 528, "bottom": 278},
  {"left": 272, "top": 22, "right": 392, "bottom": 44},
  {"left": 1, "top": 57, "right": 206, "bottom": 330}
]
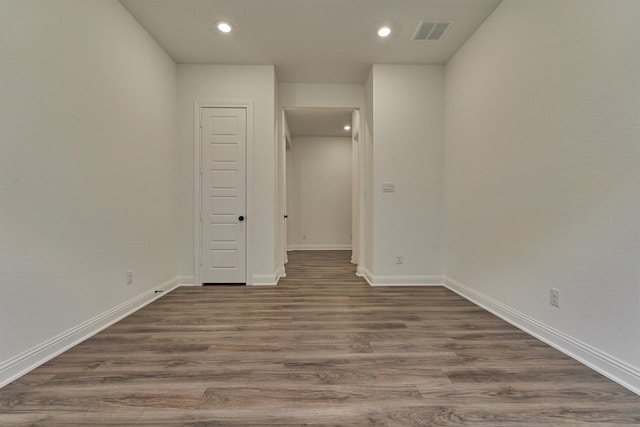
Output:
[
  {"left": 381, "top": 404, "right": 640, "bottom": 426},
  {"left": 0, "top": 250, "right": 638, "bottom": 426}
]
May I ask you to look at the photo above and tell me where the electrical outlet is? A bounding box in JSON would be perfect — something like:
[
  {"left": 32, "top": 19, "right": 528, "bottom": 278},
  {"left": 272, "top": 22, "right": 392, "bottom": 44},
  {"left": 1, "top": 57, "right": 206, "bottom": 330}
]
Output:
[
  {"left": 395, "top": 253, "right": 403, "bottom": 264},
  {"left": 550, "top": 288, "right": 560, "bottom": 307},
  {"left": 126, "top": 270, "right": 133, "bottom": 285}
]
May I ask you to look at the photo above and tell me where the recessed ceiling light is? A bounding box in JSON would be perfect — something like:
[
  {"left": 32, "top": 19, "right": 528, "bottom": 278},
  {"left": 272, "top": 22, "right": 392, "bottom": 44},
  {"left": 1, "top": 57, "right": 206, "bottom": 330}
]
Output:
[
  {"left": 344, "top": 125, "right": 351, "bottom": 131},
  {"left": 377, "top": 26, "right": 391, "bottom": 37},
  {"left": 216, "top": 21, "right": 233, "bottom": 33}
]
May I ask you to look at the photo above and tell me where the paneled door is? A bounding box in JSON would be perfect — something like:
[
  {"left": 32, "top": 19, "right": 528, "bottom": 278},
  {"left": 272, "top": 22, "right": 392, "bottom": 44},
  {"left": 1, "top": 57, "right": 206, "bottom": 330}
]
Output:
[{"left": 200, "top": 107, "right": 247, "bottom": 283}]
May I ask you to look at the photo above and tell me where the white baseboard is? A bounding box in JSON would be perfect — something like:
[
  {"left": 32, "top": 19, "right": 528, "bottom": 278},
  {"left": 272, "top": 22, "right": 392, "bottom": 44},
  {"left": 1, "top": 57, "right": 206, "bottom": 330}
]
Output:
[
  {"left": 369, "top": 275, "right": 443, "bottom": 287},
  {"left": 177, "top": 275, "right": 195, "bottom": 286},
  {"left": 357, "top": 267, "right": 442, "bottom": 287},
  {"left": 0, "top": 277, "right": 181, "bottom": 389},
  {"left": 250, "top": 273, "right": 279, "bottom": 286},
  {"left": 288, "top": 244, "right": 352, "bottom": 251},
  {"left": 444, "top": 276, "right": 640, "bottom": 396}
]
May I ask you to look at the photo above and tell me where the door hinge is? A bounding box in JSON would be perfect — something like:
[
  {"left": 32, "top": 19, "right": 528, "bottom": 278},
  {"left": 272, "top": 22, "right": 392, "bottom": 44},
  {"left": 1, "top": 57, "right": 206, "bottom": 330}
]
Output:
[{"left": 200, "top": 121, "right": 204, "bottom": 128}]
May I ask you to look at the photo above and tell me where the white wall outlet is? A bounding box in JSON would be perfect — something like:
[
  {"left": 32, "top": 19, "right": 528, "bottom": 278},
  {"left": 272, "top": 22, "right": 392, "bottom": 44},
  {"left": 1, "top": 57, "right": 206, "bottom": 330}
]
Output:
[
  {"left": 550, "top": 288, "right": 560, "bottom": 307},
  {"left": 126, "top": 270, "right": 133, "bottom": 285},
  {"left": 382, "top": 182, "right": 396, "bottom": 193},
  {"left": 395, "top": 253, "right": 403, "bottom": 264}
]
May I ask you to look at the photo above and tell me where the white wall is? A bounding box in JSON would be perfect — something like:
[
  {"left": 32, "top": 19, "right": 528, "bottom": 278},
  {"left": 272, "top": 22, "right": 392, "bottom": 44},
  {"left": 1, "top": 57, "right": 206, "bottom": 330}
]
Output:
[
  {"left": 177, "top": 65, "right": 277, "bottom": 284},
  {"left": 0, "top": 0, "right": 179, "bottom": 384},
  {"left": 365, "top": 65, "right": 444, "bottom": 285},
  {"left": 279, "top": 83, "right": 365, "bottom": 110},
  {"left": 444, "top": 0, "right": 640, "bottom": 391},
  {"left": 288, "top": 137, "right": 352, "bottom": 250}
]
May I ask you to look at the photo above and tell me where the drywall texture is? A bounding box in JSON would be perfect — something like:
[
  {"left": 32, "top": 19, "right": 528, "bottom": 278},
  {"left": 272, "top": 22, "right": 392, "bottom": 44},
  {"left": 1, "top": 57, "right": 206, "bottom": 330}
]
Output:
[
  {"left": 370, "top": 65, "right": 444, "bottom": 280},
  {"left": 177, "top": 65, "right": 276, "bottom": 282},
  {"left": 0, "top": 0, "right": 179, "bottom": 363},
  {"left": 279, "top": 83, "right": 364, "bottom": 110},
  {"left": 288, "top": 137, "right": 352, "bottom": 249},
  {"left": 445, "top": 0, "right": 640, "bottom": 369}
]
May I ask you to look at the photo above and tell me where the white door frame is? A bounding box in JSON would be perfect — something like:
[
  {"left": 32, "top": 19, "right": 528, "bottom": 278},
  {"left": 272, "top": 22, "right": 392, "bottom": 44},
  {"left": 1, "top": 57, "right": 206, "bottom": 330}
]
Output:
[
  {"left": 283, "top": 127, "right": 290, "bottom": 265},
  {"left": 351, "top": 126, "right": 360, "bottom": 265},
  {"left": 280, "top": 106, "right": 361, "bottom": 261},
  {"left": 194, "top": 100, "right": 254, "bottom": 285}
]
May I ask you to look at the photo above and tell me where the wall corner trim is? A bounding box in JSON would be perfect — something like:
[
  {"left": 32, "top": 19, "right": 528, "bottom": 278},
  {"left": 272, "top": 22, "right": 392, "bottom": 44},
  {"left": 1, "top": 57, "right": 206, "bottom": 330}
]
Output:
[
  {"left": 443, "top": 276, "right": 640, "bottom": 396},
  {"left": 277, "top": 265, "right": 286, "bottom": 280},
  {"left": 177, "top": 276, "right": 196, "bottom": 286},
  {"left": 357, "top": 266, "right": 373, "bottom": 285},
  {"left": 250, "top": 273, "right": 280, "bottom": 286},
  {"left": 0, "top": 278, "right": 182, "bottom": 389}
]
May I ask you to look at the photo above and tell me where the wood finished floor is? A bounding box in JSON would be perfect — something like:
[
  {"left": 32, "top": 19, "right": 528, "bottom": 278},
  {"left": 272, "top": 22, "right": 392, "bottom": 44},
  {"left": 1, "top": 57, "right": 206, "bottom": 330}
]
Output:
[{"left": 1, "top": 251, "right": 639, "bottom": 426}]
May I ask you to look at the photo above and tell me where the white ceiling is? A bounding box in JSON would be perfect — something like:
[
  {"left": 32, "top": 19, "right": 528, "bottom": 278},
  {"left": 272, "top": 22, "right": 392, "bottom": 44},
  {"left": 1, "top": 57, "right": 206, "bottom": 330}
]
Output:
[
  {"left": 120, "top": 0, "right": 501, "bottom": 84},
  {"left": 286, "top": 108, "right": 355, "bottom": 138}
]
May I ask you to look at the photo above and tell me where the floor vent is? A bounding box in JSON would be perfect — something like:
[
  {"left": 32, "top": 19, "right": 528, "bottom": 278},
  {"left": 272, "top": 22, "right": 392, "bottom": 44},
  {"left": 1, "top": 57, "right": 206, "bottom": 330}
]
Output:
[{"left": 411, "top": 21, "right": 451, "bottom": 41}]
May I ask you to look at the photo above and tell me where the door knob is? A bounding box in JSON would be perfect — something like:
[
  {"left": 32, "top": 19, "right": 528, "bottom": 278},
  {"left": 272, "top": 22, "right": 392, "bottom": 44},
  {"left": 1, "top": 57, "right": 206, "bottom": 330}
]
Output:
[{"left": 238, "top": 215, "right": 245, "bottom": 221}]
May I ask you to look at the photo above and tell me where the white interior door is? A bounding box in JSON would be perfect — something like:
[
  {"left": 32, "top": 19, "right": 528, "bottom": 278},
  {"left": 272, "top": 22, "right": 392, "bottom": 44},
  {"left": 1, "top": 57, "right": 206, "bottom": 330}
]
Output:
[{"left": 200, "top": 107, "right": 247, "bottom": 283}]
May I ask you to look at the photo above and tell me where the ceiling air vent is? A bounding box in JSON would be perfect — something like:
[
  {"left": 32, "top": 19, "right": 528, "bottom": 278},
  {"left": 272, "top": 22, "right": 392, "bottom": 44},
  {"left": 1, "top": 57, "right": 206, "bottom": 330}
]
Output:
[{"left": 411, "top": 21, "right": 451, "bottom": 41}]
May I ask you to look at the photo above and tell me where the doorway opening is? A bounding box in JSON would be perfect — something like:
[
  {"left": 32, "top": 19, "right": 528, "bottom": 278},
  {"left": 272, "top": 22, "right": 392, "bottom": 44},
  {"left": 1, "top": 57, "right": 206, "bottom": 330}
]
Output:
[{"left": 282, "top": 107, "right": 360, "bottom": 267}]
